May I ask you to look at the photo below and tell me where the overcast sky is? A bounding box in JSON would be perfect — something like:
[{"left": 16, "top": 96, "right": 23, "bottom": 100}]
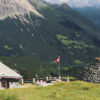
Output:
[{"left": 45, "top": 0, "right": 100, "bottom": 7}]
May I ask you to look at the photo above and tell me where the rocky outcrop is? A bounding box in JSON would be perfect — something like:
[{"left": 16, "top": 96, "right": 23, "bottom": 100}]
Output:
[
  {"left": 0, "top": 0, "right": 43, "bottom": 20},
  {"left": 82, "top": 57, "right": 100, "bottom": 83}
]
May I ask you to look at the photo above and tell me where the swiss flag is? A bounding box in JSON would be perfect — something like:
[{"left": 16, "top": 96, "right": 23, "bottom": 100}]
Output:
[{"left": 56, "top": 56, "right": 60, "bottom": 63}]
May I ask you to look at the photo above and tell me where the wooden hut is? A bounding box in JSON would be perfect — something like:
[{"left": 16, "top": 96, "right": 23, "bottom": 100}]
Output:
[{"left": 0, "top": 62, "right": 22, "bottom": 89}]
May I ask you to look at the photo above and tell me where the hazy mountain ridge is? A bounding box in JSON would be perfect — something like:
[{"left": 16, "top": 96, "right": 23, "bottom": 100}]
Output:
[{"left": 75, "top": 6, "right": 100, "bottom": 26}]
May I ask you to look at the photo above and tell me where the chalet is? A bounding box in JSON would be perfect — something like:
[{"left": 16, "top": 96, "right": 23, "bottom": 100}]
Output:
[{"left": 0, "top": 62, "right": 22, "bottom": 89}]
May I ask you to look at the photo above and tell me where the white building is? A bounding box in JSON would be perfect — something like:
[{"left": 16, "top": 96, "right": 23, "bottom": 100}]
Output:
[{"left": 0, "top": 62, "right": 22, "bottom": 89}]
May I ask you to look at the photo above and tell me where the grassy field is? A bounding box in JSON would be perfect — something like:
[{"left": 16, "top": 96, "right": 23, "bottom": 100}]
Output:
[{"left": 0, "top": 81, "right": 100, "bottom": 100}]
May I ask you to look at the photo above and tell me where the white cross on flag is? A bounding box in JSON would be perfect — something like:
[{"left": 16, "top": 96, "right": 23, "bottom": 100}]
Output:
[{"left": 56, "top": 56, "right": 60, "bottom": 63}]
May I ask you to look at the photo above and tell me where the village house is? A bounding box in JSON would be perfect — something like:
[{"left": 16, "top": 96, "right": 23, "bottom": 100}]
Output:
[{"left": 0, "top": 62, "right": 22, "bottom": 89}]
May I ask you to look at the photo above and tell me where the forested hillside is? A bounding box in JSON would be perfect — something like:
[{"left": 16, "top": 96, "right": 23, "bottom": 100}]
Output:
[{"left": 0, "top": 1, "right": 100, "bottom": 78}]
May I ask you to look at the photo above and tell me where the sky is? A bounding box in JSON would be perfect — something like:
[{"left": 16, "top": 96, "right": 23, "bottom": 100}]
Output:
[{"left": 45, "top": 0, "right": 100, "bottom": 7}]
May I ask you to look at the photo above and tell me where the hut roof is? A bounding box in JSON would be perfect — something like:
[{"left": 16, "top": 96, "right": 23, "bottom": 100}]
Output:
[
  {"left": 0, "top": 62, "right": 22, "bottom": 79},
  {"left": 95, "top": 57, "right": 100, "bottom": 60}
]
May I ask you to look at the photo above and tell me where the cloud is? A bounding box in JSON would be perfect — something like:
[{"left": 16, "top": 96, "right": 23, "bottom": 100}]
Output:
[
  {"left": 44, "top": 0, "right": 100, "bottom": 7},
  {"left": 89, "top": 0, "right": 100, "bottom": 5},
  {"left": 46, "top": 0, "right": 69, "bottom": 4},
  {"left": 67, "top": 0, "right": 89, "bottom": 7}
]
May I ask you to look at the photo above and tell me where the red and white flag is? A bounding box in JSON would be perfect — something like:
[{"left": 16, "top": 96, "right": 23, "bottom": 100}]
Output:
[{"left": 56, "top": 56, "right": 60, "bottom": 63}]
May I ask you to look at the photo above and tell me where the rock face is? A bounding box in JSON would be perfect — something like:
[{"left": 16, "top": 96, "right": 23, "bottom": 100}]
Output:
[
  {"left": 0, "top": 0, "right": 43, "bottom": 20},
  {"left": 82, "top": 58, "right": 100, "bottom": 83}
]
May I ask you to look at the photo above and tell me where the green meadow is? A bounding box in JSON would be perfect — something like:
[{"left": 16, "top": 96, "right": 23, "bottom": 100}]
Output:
[{"left": 0, "top": 81, "right": 100, "bottom": 100}]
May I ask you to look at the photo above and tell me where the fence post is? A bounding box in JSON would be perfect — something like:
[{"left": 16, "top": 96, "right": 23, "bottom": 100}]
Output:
[{"left": 32, "top": 78, "right": 36, "bottom": 84}]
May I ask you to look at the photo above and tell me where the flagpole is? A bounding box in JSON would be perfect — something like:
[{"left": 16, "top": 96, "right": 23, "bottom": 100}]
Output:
[
  {"left": 59, "top": 56, "right": 61, "bottom": 80},
  {"left": 56, "top": 56, "right": 61, "bottom": 80}
]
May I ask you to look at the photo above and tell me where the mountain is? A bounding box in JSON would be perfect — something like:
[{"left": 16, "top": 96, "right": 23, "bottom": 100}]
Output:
[
  {"left": 0, "top": 0, "right": 43, "bottom": 20},
  {"left": 75, "top": 6, "right": 100, "bottom": 26},
  {"left": 0, "top": 0, "right": 100, "bottom": 78}
]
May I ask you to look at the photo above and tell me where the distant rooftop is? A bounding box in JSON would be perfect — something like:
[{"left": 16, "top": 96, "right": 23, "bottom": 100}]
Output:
[{"left": 95, "top": 57, "right": 100, "bottom": 60}]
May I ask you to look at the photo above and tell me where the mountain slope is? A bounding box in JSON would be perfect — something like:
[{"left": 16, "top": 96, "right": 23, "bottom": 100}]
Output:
[
  {"left": 75, "top": 6, "right": 100, "bottom": 26},
  {"left": 0, "top": 1, "right": 100, "bottom": 78}
]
